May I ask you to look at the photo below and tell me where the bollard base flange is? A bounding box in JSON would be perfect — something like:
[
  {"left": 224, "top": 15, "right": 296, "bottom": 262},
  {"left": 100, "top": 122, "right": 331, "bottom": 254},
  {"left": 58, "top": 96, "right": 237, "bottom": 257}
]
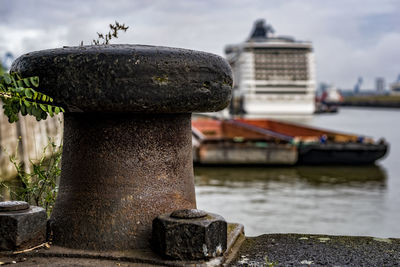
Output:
[{"left": 0, "top": 223, "right": 244, "bottom": 267}]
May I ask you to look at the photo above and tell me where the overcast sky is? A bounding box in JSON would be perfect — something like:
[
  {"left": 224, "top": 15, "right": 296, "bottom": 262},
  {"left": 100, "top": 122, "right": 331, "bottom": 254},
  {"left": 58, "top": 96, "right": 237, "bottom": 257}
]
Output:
[{"left": 1, "top": 0, "right": 399, "bottom": 89}]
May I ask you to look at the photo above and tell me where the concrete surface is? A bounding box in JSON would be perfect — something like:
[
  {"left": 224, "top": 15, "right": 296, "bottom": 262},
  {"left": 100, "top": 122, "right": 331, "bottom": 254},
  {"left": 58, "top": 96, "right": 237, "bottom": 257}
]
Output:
[{"left": 232, "top": 233, "right": 400, "bottom": 266}]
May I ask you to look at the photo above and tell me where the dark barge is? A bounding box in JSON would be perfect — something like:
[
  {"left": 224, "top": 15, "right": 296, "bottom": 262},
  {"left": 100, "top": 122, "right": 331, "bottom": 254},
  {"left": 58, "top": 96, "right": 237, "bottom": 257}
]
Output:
[
  {"left": 192, "top": 117, "right": 388, "bottom": 165},
  {"left": 235, "top": 118, "right": 388, "bottom": 165}
]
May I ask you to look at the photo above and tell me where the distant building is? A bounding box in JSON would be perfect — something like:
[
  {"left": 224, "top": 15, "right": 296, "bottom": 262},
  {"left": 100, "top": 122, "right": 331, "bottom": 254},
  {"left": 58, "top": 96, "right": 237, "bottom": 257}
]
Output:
[
  {"left": 225, "top": 19, "right": 316, "bottom": 117},
  {"left": 391, "top": 75, "right": 400, "bottom": 95},
  {"left": 353, "top": 77, "right": 363, "bottom": 94},
  {"left": 375, "top": 77, "right": 385, "bottom": 93}
]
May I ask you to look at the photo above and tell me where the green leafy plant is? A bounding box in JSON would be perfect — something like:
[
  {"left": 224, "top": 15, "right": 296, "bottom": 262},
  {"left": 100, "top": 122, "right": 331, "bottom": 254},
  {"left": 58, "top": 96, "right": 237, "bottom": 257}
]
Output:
[
  {"left": 6, "top": 139, "right": 62, "bottom": 217},
  {"left": 0, "top": 72, "right": 64, "bottom": 123},
  {"left": 0, "top": 61, "right": 5, "bottom": 76}
]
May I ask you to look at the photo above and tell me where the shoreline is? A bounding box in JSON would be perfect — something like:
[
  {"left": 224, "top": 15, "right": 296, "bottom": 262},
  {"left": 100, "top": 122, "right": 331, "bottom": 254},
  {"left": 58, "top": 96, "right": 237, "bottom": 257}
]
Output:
[{"left": 342, "top": 101, "right": 400, "bottom": 108}]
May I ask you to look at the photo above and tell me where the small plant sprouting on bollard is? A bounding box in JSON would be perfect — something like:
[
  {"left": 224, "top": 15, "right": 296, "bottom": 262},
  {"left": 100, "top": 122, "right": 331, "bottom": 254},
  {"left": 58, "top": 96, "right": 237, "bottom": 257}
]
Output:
[
  {"left": 91, "top": 21, "right": 129, "bottom": 45},
  {"left": 0, "top": 72, "right": 64, "bottom": 123},
  {"left": 6, "top": 139, "right": 62, "bottom": 217}
]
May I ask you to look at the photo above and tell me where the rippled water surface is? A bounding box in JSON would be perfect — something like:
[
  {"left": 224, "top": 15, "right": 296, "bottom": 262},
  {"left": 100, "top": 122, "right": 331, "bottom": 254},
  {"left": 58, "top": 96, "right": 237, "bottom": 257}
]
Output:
[{"left": 195, "top": 108, "right": 400, "bottom": 237}]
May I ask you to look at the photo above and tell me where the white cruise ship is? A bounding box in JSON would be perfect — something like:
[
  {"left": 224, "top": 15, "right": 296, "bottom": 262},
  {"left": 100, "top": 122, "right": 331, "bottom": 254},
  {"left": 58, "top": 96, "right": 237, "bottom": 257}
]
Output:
[{"left": 225, "top": 19, "right": 316, "bottom": 117}]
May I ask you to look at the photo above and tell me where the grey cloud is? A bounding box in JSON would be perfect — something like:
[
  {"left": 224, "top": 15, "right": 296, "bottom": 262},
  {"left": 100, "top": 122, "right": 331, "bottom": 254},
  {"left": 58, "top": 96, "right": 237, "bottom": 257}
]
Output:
[{"left": 1, "top": 0, "right": 399, "bottom": 89}]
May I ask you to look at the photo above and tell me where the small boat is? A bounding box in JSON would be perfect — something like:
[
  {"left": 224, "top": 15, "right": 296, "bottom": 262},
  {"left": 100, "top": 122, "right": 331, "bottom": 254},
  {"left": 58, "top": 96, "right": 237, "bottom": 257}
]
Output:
[
  {"left": 234, "top": 118, "right": 388, "bottom": 165},
  {"left": 192, "top": 118, "right": 297, "bottom": 165},
  {"left": 314, "top": 86, "right": 343, "bottom": 114}
]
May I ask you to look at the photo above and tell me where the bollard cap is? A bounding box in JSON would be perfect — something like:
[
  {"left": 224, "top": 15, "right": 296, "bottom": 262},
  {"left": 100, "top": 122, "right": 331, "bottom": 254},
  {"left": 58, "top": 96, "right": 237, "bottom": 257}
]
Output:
[
  {"left": 11, "top": 44, "right": 233, "bottom": 113},
  {"left": 0, "top": 201, "right": 30, "bottom": 212}
]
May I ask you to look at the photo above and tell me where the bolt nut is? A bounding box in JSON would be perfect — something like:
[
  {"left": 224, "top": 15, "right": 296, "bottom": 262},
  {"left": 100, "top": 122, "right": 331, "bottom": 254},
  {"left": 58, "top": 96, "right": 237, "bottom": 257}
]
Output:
[
  {"left": 152, "top": 209, "right": 227, "bottom": 260},
  {"left": 0, "top": 201, "right": 47, "bottom": 251}
]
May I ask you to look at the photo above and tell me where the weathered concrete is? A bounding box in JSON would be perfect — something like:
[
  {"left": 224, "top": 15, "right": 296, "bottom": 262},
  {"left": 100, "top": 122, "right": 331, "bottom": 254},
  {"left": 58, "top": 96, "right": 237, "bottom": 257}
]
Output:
[
  {"left": 0, "top": 202, "right": 46, "bottom": 251},
  {"left": 152, "top": 209, "right": 227, "bottom": 260},
  {"left": 10, "top": 44, "right": 233, "bottom": 251},
  {"left": 3, "top": 231, "right": 399, "bottom": 266},
  {"left": 0, "top": 223, "right": 244, "bottom": 266},
  {"left": 232, "top": 233, "right": 400, "bottom": 266}
]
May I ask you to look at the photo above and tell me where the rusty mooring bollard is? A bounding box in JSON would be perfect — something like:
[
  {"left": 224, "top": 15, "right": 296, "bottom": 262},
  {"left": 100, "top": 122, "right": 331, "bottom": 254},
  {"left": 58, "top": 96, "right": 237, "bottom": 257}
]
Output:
[{"left": 11, "top": 45, "right": 232, "bottom": 250}]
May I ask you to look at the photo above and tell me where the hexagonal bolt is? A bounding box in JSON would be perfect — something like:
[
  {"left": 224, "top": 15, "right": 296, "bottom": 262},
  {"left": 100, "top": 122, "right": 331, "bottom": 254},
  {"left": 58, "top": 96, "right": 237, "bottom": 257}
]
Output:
[
  {"left": 0, "top": 201, "right": 47, "bottom": 251},
  {"left": 11, "top": 45, "right": 232, "bottom": 250},
  {"left": 152, "top": 209, "right": 227, "bottom": 260}
]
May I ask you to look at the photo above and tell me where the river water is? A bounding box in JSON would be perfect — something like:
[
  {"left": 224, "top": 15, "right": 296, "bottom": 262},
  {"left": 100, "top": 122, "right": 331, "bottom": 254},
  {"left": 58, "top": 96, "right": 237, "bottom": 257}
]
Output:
[{"left": 195, "top": 107, "right": 400, "bottom": 238}]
